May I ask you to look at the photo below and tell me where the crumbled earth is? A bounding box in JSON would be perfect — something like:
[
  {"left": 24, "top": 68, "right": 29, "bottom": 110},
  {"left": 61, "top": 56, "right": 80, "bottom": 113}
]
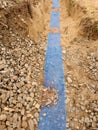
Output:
[
  {"left": 41, "top": 88, "right": 58, "bottom": 107},
  {"left": 0, "top": 0, "right": 51, "bottom": 130},
  {"left": 0, "top": 0, "right": 17, "bottom": 8},
  {"left": 60, "top": 0, "right": 98, "bottom": 130},
  {"left": 0, "top": 30, "right": 45, "bottom": 130}
]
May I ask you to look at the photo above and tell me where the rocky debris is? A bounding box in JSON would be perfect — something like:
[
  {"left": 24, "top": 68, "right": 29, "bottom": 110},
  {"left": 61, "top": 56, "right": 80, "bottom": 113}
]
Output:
[
  {"left": 0, "top": 0, "right": 51, "bottom": 129},
  {"left": 62, "top": 36, "right": 98, "bottom": 130},
  {"left": 61, "top": 0, "right": 98, "bottom": 129},
  {"left": 0, "top": 60, "right": 5, "bottom": 70},
  {"left": 0, "top": 114, "right": 7, "bottom": 121},
  {"left": 68, "top": 99, "right": 98, "bottom": 130},
  {"left": 41, "top": 88, "right": 58, "bottom": 107},
  {"left": 0, "top": 13, "right": 46, "bottom": 130},
  {"left": 21, "top": 120, "right": 28, "bottom": 128},
  {"left": 84, "top": 100, "right": 98, "bottom": 129},
  {"left": 86, "top": 51, "right": 98, "bottom": 82},
  {"left": 67, "top": 76, "right": 72, "bottom": 84},
  {"left": 28, "top": 119, "right": 34, "bottom": 130},
  {"left": 0, "top": 0, "right": 22, "bottom": 9}
]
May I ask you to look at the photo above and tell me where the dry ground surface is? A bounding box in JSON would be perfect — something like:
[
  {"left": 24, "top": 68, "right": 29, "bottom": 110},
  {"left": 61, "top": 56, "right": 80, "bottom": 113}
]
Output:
[
  {"left": 0, "top": 0, "right": 98, "bottom": 130},
  {"left": 60, "top": 0, "right": 98, "bottom": 129},
  {"left": 0, "top": 0, "right": 52, "bottom": 130}
]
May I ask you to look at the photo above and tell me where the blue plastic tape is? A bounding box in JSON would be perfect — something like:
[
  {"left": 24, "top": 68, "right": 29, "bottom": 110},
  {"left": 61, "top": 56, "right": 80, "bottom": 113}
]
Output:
[{"left": 38, "top": 0, "right": 66, "bottom": 130}]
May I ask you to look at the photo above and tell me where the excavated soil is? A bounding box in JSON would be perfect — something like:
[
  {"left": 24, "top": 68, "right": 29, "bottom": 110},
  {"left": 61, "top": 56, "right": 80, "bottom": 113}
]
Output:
[
  {"left": 60, "top": 0, "right": 98, "bottom": 130},
  {"left": 0, "top": 0, "right": 52, "bottom": 130}
]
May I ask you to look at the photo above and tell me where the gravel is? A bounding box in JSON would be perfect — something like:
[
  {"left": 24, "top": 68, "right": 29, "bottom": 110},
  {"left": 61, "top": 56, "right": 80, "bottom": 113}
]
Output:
[
  {"left": 0, "top": 21, "right": 46, "bottom": 130},
  {"left": 63, "top": 37, "right": 98, "bottom": 130}
]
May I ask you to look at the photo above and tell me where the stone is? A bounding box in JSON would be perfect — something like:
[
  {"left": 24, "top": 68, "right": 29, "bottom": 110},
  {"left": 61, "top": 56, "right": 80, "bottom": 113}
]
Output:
[
  {"left": 0, "top": 114, "right": 7, "bottom": 121},
  {"left": 13, "top": 113, "right": 18, "bottom": 122},
  {"left": 28, "top": 119, "right": 34, "bottom": 130},
  {"left": 6, "top": 121, "right": 10, "bottom": 126},
  {"left": 12, "top": 99, "right": 17, "bottom": 105},
  {"left": 34, "top": 112, "right": 39, "bottom": 118},
  {"left": 81, "top": 106, "right": 85, "bottom": 110},
  {"left": 21, "top": 121, "right": 27, "bottom": 128},
  {"left": 4, "top": 107, "right": 9, "bottom": 111},
  {"left": 66, "top": 97, "right": 70, "bottom": 104},
  {"left": 0, "top": 61, "right": 5, "bottom": 70},
  {"left": 62, "top": 50, "right": 66, "bottom": 54},
  {"left": 30, "top": 93, "right": 34, "bottom": 98},
  {"left": 19, "top": 81, "right": 25, "bottom": 87},
  {"left": 33, "top": 119, "right": 37, "bottom": 124},
  {"left": 13, "top": 76, "right": 18, "bottom": 81},
  {"left": 16, "top": 120, "right": 21, "bottom": 128},
  {"left": 26, "top": 97, "right": 32, "bottom": 102},
  {"left": 1, "top": 93, "right": 9, "bottom": 103},
  {"left": 21, "top": 108, "right": 25, "bottom": 115},
  {"left": 32, "top": 82, "right": 38, "bottom": 86},
  {"left": 16, "top": 103, "right": 22, "bottom": 108},
  {"left": 12, "top": 122, "right": 18, "bottom": 128},
  {"left": 27, "top": 114, "right": 32, "bottom": 118},
  {"left": 35, "top": 103, "right": 40, "bottom": 109},
  {"left": 85, "top": 117, "right": 90, "bottom": 123},
  {"left": 22, "top": 116, "right": 27, "bottom": 121},
  {"left": 67, "top": 77, "right": 72, "bottom": 83},
  {"left": 92, "top": 122, "right": 96, "bottom": 127},
  {"left": 3, "top": 1, "right": 7, "bottom": 7}
]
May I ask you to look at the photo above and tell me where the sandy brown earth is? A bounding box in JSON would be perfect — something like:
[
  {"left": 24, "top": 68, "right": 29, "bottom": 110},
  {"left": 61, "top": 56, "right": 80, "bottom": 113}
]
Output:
[
  {"left": 60, "top": 0, "right": 98, "bottom": 130},
  {"left": 0, "top": 0, "right": 52, "bottom": 130},
  {"left": 0, "top": 0, "right": 98, "bottom": 130}
]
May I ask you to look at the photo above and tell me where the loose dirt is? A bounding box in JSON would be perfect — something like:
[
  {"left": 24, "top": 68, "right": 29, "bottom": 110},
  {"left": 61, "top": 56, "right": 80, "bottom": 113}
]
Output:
[
  {"left": 0, "top": 0, "right": 51, "bottom": 130},
  {"left": 60, "top": 0, "right": 98, "bottom": 129}
]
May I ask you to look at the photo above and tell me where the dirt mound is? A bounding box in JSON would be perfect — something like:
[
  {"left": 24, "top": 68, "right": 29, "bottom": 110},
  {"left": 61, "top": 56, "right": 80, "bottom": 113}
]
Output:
[
  {"left": 79, "top": 17, "right": 98, "bottom": 40},
  {"left": 0, "top": 0, "right": 50, "bottom": 42},
  {"left": 64, "top": 0, "right": 98, "bottom": 40},
  {"left": 60, "top": 0, "right": 98, "bottom": 129},
  {"left": 0, "top": 0, "right": 51, "bottom": 130},
  {"left": 0, "top": 2, "right": 29, "bottom": 47}
]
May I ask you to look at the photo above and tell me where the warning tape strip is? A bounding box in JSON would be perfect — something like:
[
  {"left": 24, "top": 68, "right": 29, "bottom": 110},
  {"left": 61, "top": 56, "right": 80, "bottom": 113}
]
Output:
[{"left": 38, "top": 0, "right": 66, "bottom": 129}]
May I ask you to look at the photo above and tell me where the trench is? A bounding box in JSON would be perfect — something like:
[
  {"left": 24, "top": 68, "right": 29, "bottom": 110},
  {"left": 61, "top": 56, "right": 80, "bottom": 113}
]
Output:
[{"left": 0, "top": 0, "right": 98, "bottom": 130}]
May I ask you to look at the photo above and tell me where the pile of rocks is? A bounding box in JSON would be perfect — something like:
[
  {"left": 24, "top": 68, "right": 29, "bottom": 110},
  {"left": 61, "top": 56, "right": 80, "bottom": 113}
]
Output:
[
  {"left": 62, "top": 38, "right": 98, "bottom": 130},
  {"left": 0, "top": 25, "right": 46, "bottom": 130},
  {"left": 0, "top": 0, "right": 17, "bottom": 9},
  {"left": 79, "top": 99, "right": 98, "bottom": 129},
  {"left": 86, "top": 51, "right": 98, "bottom": 82}
]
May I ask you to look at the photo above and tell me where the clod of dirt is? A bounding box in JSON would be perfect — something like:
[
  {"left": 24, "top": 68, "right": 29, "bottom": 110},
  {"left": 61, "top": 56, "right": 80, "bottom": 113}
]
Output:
[
  {"left": 41, "top": 88, "right": 58, "bottom": 107},
  {"left": 79, "top": 17, "right": 98, "bottom": 40}
]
